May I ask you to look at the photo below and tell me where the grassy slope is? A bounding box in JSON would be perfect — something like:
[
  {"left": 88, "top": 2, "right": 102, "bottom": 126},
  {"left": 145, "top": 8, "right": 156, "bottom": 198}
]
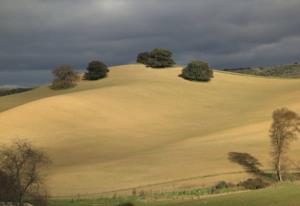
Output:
[
  {"left": 1, "top": 64, "right": 300, "bottom": 196},
  {"left": 50, "top": 184, "right": 300, "bottom": 206},
  {"left": 140, "top": 184, "right": 300, "bottom": 206}
]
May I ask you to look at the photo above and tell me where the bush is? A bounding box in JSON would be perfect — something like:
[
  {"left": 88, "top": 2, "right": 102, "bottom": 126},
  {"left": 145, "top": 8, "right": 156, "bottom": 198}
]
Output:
[
  {"left": 239, "top": 178, "right": 269, "bottom": 190},
  {"left": 137, "top": 48, "right": 175, "bottom": 68},
  {"left": 136, "top": 52, "right": 150, "bottom": 64},
  {"left": 181, "top": 61, "right": 213, "bottom": 82},
  {"left": 29, "top": 192, "right": 48, "bottom": 206},
  {"left": 84, "top": 60, "right": 109, "bottom": 80},
  {"left": 51, "top": 65, "right": 79, "bottom": 90},
  {"left": 214, "top": 181, "right": 234, "bottom": 190},
  {"left": 117, "top": 203, "right": 134, "bottom": 206}
]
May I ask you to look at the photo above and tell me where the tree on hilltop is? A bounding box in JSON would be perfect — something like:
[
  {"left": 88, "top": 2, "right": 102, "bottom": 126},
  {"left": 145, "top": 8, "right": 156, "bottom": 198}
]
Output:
[
  {"left": 51, "top": 65, "right": 79, "bottom": 90},
  {"left": 137, "top": 48, "right": 175, "bottom": 68},
  {"left": 181, "top": 61, "right": 213, "bottom": 82},
  {"left": 84, "top": 60, "right": 109, "bottom": 80}
]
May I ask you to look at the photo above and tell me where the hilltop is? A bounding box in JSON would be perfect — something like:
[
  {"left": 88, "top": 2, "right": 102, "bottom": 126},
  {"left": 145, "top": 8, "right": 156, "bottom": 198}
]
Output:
[{"left": 1, "top": 64, "right": 300, "bottom": 196}]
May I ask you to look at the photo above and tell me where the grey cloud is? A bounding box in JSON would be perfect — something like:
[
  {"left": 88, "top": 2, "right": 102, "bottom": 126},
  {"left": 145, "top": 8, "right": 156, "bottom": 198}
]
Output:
[{"left": 0, "top": 0, "right": 300, "bottom": 82}]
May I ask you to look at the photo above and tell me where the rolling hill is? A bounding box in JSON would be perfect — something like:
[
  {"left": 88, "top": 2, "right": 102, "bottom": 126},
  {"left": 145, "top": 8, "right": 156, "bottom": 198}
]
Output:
[{"left": 1, "top": 64, "right": 300, "bottom": 196}]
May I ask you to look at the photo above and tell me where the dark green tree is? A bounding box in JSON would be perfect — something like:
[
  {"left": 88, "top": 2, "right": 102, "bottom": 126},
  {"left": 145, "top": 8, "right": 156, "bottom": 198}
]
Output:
[
  {"left": 84, "top": 60, "right": 109, "bottom": 80},
  {"left": 137, "top": 48, "right": 175, "bottom": 68},
  {"left": 181, "top": 61, "right": 213, "bottom": 81},
  {"left": 136, "top": 52, "right": 150, "bottom": 64}
]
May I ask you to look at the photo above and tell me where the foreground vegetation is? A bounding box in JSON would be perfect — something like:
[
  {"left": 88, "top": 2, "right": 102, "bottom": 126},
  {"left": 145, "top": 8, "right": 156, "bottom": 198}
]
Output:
[
  {"left": 49, "top": 183, "right": 300, "bottom": 206},
  {"left": 0, "top": 139, "right": 50, "bottom": 206}
]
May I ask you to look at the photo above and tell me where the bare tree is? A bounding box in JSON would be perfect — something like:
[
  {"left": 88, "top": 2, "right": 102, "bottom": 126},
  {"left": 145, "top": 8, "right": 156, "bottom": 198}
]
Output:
[
  {"left": 270, "top": 108, "right": 300, "bottom": 182},
  {"left": 0, "top": 139, "right": 50, "bottom": 206},
  {"left": 51, "top": 65, "right": 79, "bottom": 90}
]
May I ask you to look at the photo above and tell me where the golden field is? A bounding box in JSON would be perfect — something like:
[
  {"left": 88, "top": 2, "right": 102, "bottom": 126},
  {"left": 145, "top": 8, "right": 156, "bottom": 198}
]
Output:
[{"left": 1, "top": 64, "right": 300, "bottom": 196}]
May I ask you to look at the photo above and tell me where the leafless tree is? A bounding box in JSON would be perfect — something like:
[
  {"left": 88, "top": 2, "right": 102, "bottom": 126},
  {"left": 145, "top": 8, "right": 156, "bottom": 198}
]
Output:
[
  {"left": 51, "top": 65, "right": 79, "bottom": 90},
  {"left": 270, "top": 108, "right": 300, "bottom": 182},
  {"left": 0, "top": 139, "right": 51, "bottom": 206}
]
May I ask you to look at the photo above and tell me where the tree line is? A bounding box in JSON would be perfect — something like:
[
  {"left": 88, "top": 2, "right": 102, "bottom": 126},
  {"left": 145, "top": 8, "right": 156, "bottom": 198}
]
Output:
[{"left": 51, "top": 48, "right": 214, "bottom": 90}]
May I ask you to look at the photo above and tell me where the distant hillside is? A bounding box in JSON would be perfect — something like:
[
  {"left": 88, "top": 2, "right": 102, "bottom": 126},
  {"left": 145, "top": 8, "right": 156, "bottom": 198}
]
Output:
[
  {"left": 224, "top": 64, "right": 300, "bottom": 78},
  {"left": 0, "top": 87, "right": 33, "bottom": 97}
]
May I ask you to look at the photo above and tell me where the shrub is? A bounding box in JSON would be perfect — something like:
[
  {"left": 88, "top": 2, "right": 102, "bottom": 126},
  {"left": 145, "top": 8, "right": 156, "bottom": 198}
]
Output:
[
  {"left": 181, "top": 61, "right": 213, "bottom": 82},
  {"left": 136, "top": 52, "right": 150, "bottom": 64},
  {"left": 137, "top": 48, "right": 175, "bottom": 68},
  {"left": 30, "top": 192, "right": 48, "bottom": 206},
  {"left": 132, "top": 188, "right": 136, "bottom": 196},
  {"left": 239, "top": 178, "right": 269, "bottom": 190},
  {"left": 214, "top": 181, "right": 234, "bottom": 190},
  {"left": 84, "top": 60, "right": 109, "bottom": 80},
  {"left": 51, "top": 65, "right": 79, "bottom": 90},
  {"left": 117, "top": 203, "right": 134, "bottom": 206}
]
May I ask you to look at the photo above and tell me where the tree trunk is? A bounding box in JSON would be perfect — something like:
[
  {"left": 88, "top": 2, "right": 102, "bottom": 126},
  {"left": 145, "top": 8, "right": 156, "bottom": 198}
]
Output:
[
  {"left": 276, "top": 154, "right": 283, "bottom": 182},
  {"left": 17, "top": 192, "right": 24, "bottom": 206}
]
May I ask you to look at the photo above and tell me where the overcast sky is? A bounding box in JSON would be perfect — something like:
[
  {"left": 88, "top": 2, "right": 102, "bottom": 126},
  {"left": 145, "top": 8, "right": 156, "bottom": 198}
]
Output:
[{"left": 1, "top": 0, "right": 300, "bottom": 86}]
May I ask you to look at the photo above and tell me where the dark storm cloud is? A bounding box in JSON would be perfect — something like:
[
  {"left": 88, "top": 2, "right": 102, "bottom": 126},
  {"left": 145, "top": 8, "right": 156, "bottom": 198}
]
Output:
[{"left": 1, "top": 0, "right": 300, "bottom": 79}]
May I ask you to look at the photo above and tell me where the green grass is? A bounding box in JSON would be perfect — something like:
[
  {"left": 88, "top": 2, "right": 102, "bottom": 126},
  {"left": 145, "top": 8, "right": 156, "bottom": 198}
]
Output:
[
  {"left": 49, "top": 184, "right": 300, "bottom": 206},
  {"left": 50, "top": 197, "right": 137, "bottom": 206},
  {"left": 49, "top": 187, "right": 240, "bottom": 206},
  {"left": 145, "top": 183, "right": 300, "bottom": 206}
]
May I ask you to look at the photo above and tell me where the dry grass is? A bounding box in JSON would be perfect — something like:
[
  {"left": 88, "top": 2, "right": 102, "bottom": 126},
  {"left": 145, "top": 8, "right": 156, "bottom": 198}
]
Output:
[{"left": 1, "top": 64, "right": 300, "bottom": 196}]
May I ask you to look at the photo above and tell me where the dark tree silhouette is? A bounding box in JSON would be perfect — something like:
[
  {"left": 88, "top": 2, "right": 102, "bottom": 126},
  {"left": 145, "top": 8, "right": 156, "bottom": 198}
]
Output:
[
  {"left": 137, "top": 48, "right": 175, "bottom": 68},
  {"left": 136, "top": 52, "right": 150, "bottom": 64},
  {"left": 181, "top": 61, "right": 213, "bottom": 82},
  {"left": 84, "top": 60, "right": 109, "bottom": 80},
  {"left": 228, "top": 152, "right": 265, "bottom": 177}
]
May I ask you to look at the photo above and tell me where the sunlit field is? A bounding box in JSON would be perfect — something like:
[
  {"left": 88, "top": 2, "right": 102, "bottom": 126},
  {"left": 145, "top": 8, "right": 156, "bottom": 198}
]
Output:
[{"left": 1, "top": 64, "right": 300, "bottom": 196}]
